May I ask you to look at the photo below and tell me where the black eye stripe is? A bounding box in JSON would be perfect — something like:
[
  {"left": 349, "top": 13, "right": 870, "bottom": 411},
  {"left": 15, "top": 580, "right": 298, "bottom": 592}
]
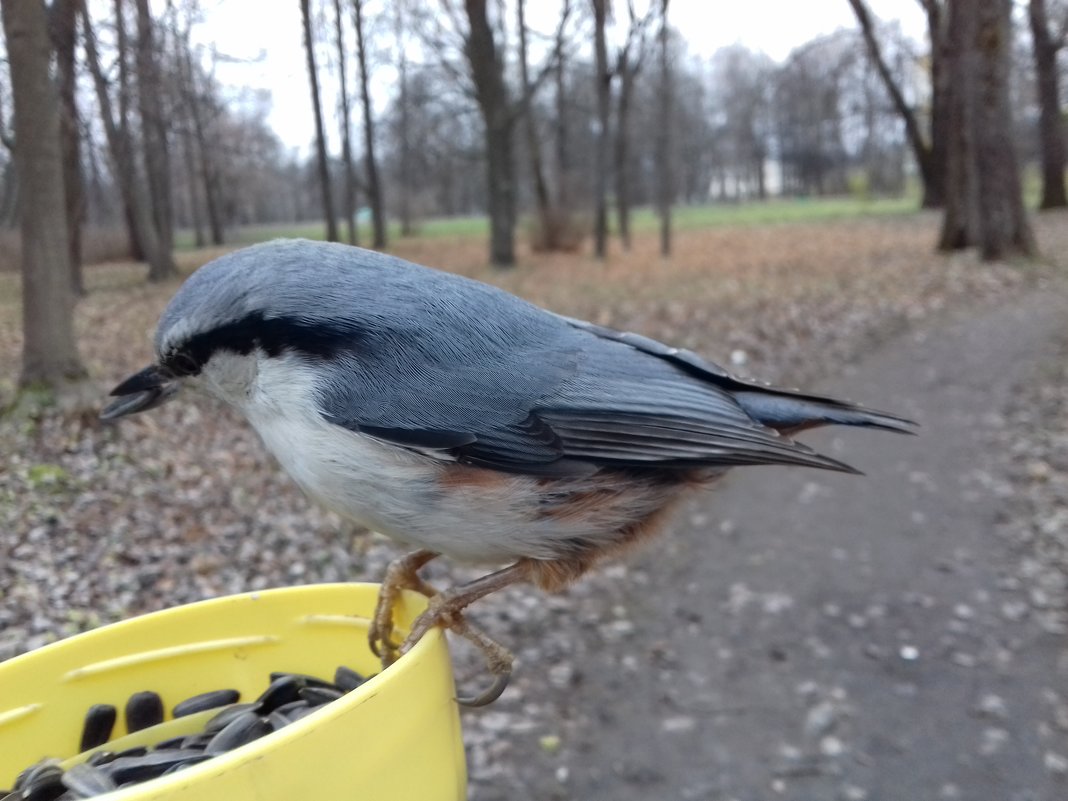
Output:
[{"left": 162, "top": 313, "right": 365, "bottom": 376}]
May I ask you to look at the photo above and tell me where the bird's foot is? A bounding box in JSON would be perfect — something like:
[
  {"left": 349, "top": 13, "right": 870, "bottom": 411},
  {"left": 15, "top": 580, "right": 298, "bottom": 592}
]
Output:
[
  {"left": 400, "top": 594, "right": 514, "bottom": 707},
  {"left": 369, "top": 549, "right": 440, "bottom": 667}
]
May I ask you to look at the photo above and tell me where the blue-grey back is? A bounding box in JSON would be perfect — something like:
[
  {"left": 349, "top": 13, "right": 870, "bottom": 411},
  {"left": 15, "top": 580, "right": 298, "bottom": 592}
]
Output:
[{"left": 157, "top": 239, "right": 878, "bottom": 476}]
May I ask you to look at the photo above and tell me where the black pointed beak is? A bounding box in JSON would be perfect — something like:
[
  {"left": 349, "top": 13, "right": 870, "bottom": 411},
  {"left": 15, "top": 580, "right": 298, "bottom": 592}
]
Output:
[{"left": 100, "top": 365, "right": 180, "bottom": 421}]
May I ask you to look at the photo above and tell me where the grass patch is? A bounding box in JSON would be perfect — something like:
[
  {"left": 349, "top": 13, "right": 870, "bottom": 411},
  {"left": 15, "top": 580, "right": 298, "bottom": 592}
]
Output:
[
  {"left": 657, "top": 196, "right": 918, "bottom": 230},
  {"left": 174, "top": 197, "right": 918, "bottom": 252},
  {"left": 175, "top": 215, "right": 490, "bottom": 250}
]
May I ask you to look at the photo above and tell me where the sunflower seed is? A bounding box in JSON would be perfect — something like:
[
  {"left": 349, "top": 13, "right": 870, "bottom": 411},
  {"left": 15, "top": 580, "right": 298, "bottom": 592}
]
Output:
[
  {"left": 78, "top": 705, "right": 117, "bottom": 752},
  {"left": 172, "top": 689, "right": 240, "bottom": 718},
  {"left": 333, "top": 665, "right": 365, "bottom": 692},
  {"left": 17, "top": 763, "right": 65, "bottom": 801},
  {"left": 298, "top": 686, "right": 343, "bottom": 706},
  {"left": 113, "top": 747, "right": 147, "bottom": 760},
  {"left": 15, "top": 761, "right": 62, "bottom": 791},
  {"left": 203, "top": 703, "right": 255, "bottom": 733},
  {"left": 265, "top": 710, "right": 290, "bottom": 732},
  {"left": 253, "top": 676, "right": 302, "bottom": 714},
  {"left": 160, "top": 757, "right": 211, "bottom": 777},
  {"left": 85, "top": 752, "right": 116, "bottom": 768},
  {"left": 60, "top": 763, "right": 117, "bottom": 798},
  {"left": 204, "top": 711, "right": 271, "bottom": 755},
  {"left": 106, "top": 749, "right": 207, "bottom": 784},
  {"left": 151, "top": 735, "right": 188, "bottom": 750},
  {"left": 124, "top": 692, "right": 164, "bottom": 733},
  {"left": 179, "top": 733, "right": 214, "bottom": 750},
  {"left": 268, "top": 672, "right": 336, "bottom": 691}
]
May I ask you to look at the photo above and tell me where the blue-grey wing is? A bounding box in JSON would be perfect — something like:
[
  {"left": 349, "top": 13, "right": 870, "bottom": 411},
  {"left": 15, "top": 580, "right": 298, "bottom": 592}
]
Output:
[{"left": 313, "top": 304, "right": 855, "bottom": 476}]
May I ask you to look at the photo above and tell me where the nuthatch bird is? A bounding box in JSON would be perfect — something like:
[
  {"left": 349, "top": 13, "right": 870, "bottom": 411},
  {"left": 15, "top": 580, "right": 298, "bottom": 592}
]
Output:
[{"left": 103, "top": 240, "right": 914, "bottom": 705}]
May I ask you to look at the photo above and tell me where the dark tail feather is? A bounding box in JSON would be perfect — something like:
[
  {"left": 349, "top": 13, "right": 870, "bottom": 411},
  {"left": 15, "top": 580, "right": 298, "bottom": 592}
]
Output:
[{"left": 732, "top": 391, "right": 918, "bottom": 436}]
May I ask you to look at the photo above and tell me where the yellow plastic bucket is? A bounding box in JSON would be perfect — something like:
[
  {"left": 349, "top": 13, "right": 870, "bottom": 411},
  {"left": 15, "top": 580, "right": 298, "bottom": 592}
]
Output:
[{"left": 0, "top": 584, "right": 466, "bottom": 799}]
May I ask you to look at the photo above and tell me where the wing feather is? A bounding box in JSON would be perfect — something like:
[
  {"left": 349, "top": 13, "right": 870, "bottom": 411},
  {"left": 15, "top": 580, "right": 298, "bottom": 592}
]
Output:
[{"left": 311, "top": 285, "right": 862, "bottom": 476}]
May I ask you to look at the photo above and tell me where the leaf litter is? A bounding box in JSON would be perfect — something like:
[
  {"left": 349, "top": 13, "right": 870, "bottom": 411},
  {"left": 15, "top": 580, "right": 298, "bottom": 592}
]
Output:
[{"left": 1, "top": 213, "right": 1066, "bottom": 796}]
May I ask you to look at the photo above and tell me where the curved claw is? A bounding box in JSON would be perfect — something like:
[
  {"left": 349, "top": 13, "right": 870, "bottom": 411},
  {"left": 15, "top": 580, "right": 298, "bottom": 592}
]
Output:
[
  {"left": 369, "top": 549, "right": 440, "bottom": 669},
  {"left": 456, "top": 670, "right": 511, "bottom": 708},
  {"left": 368, "top": 612, "right": 401, "bottom": 664},
  {"left": 367, "top": 634, "right": 391, "bottom": 661}
]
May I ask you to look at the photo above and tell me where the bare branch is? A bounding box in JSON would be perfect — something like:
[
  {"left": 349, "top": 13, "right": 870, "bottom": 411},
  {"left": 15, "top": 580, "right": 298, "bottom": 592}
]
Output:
[{"left": 508, "top": 0, "right": 572, "bottom": 125}]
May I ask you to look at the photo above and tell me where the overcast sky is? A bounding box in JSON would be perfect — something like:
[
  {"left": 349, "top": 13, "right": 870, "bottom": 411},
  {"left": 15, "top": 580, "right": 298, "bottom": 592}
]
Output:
[{"left": 194, "top": 0, "right": 926, "bottom": 154}]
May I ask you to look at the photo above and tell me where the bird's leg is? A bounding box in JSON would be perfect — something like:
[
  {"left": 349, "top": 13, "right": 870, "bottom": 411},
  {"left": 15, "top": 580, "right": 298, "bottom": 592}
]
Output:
[
  {"left": 444, "top": 616, "right": 516, "bottom": 706},
  {"left": 369, "top": 548, "right": 440, "bottom": 665},
  {"left": 399, "top": 561, "right": 529, "bottom": 706}
]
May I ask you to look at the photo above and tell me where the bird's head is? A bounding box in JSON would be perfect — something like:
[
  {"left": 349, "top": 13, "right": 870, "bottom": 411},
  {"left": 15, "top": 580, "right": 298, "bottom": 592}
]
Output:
[{"left": 101, "top": 239, "right": 374, "bottom": 421}]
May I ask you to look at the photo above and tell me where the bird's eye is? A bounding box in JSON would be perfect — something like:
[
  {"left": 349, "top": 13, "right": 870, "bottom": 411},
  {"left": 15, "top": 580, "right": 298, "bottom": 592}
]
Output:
[{"left": 168, "top": 350, "right": 200, "bottom": 377}]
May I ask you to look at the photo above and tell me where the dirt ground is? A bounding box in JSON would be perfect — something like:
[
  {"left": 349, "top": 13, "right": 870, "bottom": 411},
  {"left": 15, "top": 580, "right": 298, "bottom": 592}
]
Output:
[{"left": 1, "top": 213, "right": 1067, "bottom": 799}]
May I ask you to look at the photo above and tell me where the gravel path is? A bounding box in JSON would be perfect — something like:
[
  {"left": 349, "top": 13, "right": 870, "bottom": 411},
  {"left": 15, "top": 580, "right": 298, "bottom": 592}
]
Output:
[{"left": 465, "top": 282, "right": 1068, "bottom": 800}]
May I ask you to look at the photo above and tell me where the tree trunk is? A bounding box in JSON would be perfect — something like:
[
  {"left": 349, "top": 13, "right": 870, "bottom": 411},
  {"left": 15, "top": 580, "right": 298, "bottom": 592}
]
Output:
[
  {"left": 939, "top": 0, "right": 1036, "bottom": 260},
  {"left": 517, "top": 0, "right": 553, "bottom": 248},
  {"left": 0, "top": 159, "right": 18, "bottom": 227},
  {"left": 554, "top": 48, "right": 570, "bottom": 210},
  {"left": 938, "top": 0, "right": 980, "bottom": 249},
  {"left": 114, "top": 0, "right": 143, "bottom": 261},
  {"left": 1028, "top": 0, "right": 1067, "bottom": 209},
  {"left": 655, "top": 0, "right": 672, "bottom": 257},
  {"left": 973, "top": 0, "right": 1036, "bottom": 258},
  {"left": 179, "top": 44, "right": 225, "bottom": 245},
  {"left": 848, "top": 0, "right": 940, "bottom": 208},
  {"left": 333, "top": 0, "right": 358, "bottom": 245},
  {"left": 615, "top": 55, "right": 637, "bottom": 251},
  {"left": 925, "top": 0, "right": 950, "bottom": 209},
  {"left": 352, "top": 0, "right": 385, "bottom": 248},
  {"left": 592, "top": 0, "right": 610, "bottom": 260},
  {"left": 464, "top": 0, "right": 516, "bottom": 267},
  {"left": 396, "top": 5, "right": 413, "bottom": 237},
  {"left": 133, "top": 0, "right": 176, "bottom": 281},
  {"left": 179, "top": 112, "right": 205, "bottom": 247},
  {"left": 82, "top": 3, "right": 173, "bottom": 281},
  {"left": 301, "top": 0, "right": 338, "bottom": 242},
  {"left": 48, "top": 0, "right": 83, "bottom": 295},
  {"left": 2, "top": 0, "right": 87, "bottom": 390}
]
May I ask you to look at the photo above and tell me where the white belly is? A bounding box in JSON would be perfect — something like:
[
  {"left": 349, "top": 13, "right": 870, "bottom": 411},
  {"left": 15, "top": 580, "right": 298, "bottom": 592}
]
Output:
[{"left": 229, "top": 351, "right": 679, "bottom": 565}]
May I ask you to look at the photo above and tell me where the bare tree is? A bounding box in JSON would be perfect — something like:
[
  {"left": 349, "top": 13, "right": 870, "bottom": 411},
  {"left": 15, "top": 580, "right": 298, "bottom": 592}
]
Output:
[
  {"left": 2, "top": 0, "right": 87, "bottom": 392},
  {"left": 592, "top": 0, "right": 610, "bottom": 259},
  {"left": 300, "top": 0, "right": 338, "bottom": 242},
  {"left": 173, "top": 21, "right": 224, "bottom": 246},
  {"left": 1027, "top": 0, "right": 1067, "bottom": 209},
  {"left": 332, "top": 0, "right": 358, "bottom": 245},
  {"left": 921, "top": 1, "right": 951, "bottom": 209},
  {"left": 655, "top": 0, "right": 671, "bottom": 257},
  {"left": 115, "top": 0, "right": 142, "bottom": 259},
  {"left": 554, "top": 43, "right": 571, "bottom": 210},
  {"left": 48, "top": 0, "right": 84, "bottom": 295},
  {"left": 938, "top": 0, "right": 1035, "bottom": 260},
  {"left": 517, "top": 0, "right": 551, "bottom": 247},
  {"left": 774, "top": 35, "right": 854, "bottom": 196},
  {"left": 708, "top": 46, "right": 775, "bottom": 200},
  {"left": 178, "top": 113, "right": 205, "bottom": 247},
  {"left": 133, "top": 0, "right": 175, "bottom": 280},
  {"left": 516, "top": 0, "right": 576, "bottom": 252},
  {"left": 352, "top": 0, "right": 386, "bottom": 248},
  {"left": 615, "top": 0, "right": 654, "bottom": 250},
  {"left": 462, "top": 0, "right": 518, "bottom": 266},
  {"left": 416, "top": 0, "right": 570, "bottom": 265},
  {"left": 848, "top": 0, "right": 944, "bottom": 208},
  {"left": 394, "top": 0, "right": 414, "bottom": 236},
  {"left": 82, "top": 1, "right": 176, "bottom": 281}
]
